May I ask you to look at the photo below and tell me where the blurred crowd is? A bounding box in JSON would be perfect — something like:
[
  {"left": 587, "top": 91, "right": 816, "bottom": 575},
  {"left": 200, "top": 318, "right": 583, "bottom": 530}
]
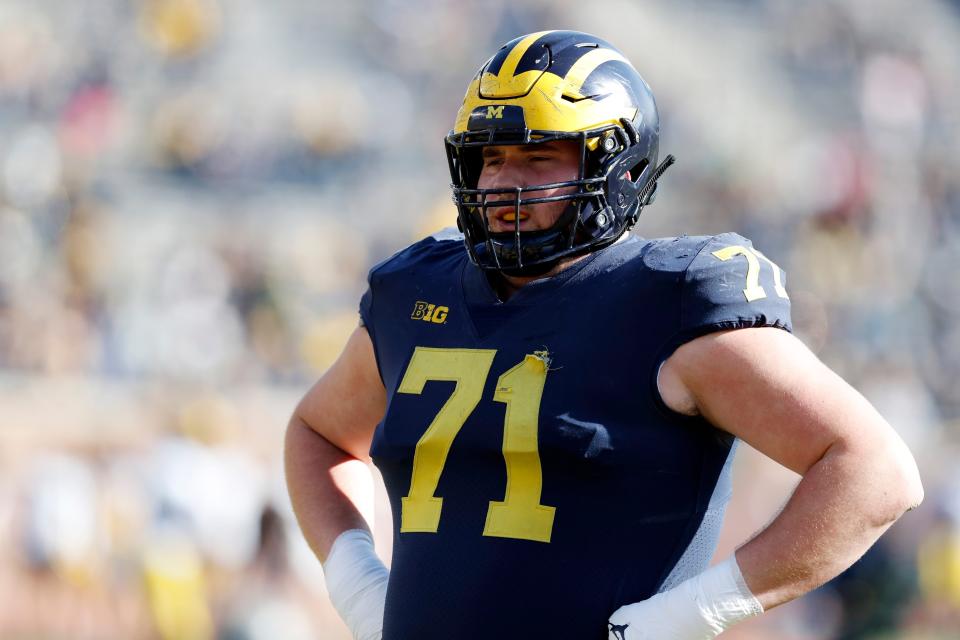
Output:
[{"left": 1, "top": 0, "right": 960, "bottom": 638}]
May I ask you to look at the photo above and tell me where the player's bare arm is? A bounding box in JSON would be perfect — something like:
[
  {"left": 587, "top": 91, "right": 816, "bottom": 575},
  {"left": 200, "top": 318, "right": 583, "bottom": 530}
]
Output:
[
  {"left": 285, "top": 325, "right": 389, "bottom": 640},
  {"left": 658, "top": 327, "right": 924, "bottom": 609},
  {"left": 285, "top": 325, "right": 385, "bottom": 560}
]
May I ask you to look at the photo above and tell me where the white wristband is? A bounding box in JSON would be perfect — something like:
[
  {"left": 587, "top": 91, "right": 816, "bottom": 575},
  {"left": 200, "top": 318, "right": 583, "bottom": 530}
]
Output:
[
  {"left": 323, "top": 529, "right": 390, "bottom": 640},
  {"left": 608, "top": 555, "right": 763, "bottom": 639}
]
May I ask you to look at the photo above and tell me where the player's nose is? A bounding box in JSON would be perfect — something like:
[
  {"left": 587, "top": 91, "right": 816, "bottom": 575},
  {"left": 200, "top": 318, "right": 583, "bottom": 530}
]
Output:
[
  {"left": 484, "top": 157, "right": 531, "bottom": 191},
  {"left": 482, "top": 181, "right": 525, "bottom": 212}
]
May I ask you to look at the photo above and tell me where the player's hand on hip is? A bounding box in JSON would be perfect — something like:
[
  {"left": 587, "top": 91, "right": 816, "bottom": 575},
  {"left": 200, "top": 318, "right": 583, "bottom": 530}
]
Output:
[
  {"left": 323, "top": 529, "right": 389, "bottom": 640},
  {"left": 607, "top": 556, "right": 763, "bottom": 640},
  {"left": 608, "top": 595, "right": 716, "bottom": 640}
]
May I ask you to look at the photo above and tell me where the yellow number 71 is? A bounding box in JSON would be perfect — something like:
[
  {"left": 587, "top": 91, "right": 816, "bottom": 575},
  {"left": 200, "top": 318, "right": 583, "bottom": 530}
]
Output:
[
  {"left": 396, "top": 347, "right": 556, "bottom": 543},
  {"left": 711, "top": 245, "right": 789, "bottom": 302}
]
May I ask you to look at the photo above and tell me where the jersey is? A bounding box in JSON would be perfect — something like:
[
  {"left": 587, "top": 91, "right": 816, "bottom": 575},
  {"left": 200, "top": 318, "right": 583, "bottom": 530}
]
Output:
[{"left": 358, "top": 229, "right": 791, "bottom": 640}]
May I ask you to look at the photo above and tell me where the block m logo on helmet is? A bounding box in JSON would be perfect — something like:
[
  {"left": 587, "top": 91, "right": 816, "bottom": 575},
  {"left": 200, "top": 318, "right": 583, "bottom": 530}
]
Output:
[
  {"left": 486, "top": 105, "right": 505, "bottom": 119},
  {"left": 411, "top": 301, "right": 449, "bottom": 324},
  {"left": 468, "top": 104, "right": 526, "bottom": 131}
]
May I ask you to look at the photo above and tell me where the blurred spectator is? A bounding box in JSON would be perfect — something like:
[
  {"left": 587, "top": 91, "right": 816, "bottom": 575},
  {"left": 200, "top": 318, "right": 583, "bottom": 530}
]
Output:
[{"left": 217, "top": 507, "right": 317, "bottom": 640}]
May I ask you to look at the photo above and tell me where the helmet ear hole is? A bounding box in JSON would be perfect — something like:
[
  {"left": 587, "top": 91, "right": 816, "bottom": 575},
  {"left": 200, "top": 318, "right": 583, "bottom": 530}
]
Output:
[{"left": 628, "top": 159, "right": 650, "bottom": 184}]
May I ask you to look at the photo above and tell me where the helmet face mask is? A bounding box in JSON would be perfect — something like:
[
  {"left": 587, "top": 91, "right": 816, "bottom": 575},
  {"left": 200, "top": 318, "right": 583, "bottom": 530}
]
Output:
[{"left": 445, "top": 31, "right": 669, "bottom": 277}]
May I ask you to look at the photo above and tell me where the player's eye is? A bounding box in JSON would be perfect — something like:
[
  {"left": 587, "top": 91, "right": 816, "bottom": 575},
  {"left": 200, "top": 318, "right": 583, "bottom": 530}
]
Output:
[{"left": 483, "top": 157, "right": 504, "bottom": 167}]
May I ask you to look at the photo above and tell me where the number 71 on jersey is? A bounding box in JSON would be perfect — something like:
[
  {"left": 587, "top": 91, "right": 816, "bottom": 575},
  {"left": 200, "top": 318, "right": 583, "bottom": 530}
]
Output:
[{"left": 397, "top": 347, "right": 556, "bottom": 543}]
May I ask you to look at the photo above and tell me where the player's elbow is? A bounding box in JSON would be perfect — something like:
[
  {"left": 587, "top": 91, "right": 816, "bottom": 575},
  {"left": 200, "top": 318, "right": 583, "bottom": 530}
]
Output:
[
  {"left": 890, "top": 445, "right": 924, "bottom": 515},
  {"left": 865, "top": 438, "right": 924, "bottom": 525}
]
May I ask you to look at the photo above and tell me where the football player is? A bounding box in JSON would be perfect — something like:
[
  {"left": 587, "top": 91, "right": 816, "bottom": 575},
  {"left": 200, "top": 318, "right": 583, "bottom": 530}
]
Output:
[{"left": 285, "top": 31, "right": 923, "bottom": 639}]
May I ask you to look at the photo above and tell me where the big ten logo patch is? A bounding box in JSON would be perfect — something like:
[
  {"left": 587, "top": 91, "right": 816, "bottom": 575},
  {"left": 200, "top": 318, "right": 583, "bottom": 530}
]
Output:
[{"left": 411, "top": 301, "right": 449, "bottom": 324}]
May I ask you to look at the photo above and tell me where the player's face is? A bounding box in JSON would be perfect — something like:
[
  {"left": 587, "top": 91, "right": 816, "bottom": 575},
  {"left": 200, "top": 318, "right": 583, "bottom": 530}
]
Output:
[{"left": 477, "top": 140, "right": 580, "bottom": 233}]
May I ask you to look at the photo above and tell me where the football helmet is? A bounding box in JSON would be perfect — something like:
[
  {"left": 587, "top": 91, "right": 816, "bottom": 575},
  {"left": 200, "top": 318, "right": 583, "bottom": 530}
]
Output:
[{"left": 445, "top": 30, "right": 674, "bottom": 276}]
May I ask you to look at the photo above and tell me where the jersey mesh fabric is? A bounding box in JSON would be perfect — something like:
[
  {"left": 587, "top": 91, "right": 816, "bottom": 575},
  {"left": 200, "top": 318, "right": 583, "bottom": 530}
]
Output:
[{"left": 657, "top": 441, "right": 737, "bottom": 592}]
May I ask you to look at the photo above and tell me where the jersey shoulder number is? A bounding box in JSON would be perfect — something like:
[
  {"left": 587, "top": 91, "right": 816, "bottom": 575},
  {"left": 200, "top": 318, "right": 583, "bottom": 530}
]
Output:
[{"left": 680, "top": 232, "right": 792, "bottom": 335}]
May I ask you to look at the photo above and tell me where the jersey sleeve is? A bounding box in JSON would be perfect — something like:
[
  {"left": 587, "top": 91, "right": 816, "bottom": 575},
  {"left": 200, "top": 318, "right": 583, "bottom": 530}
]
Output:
[
  {"left": 679, "top": 232, "right": 792, "bottom": 339},
  {"left": 355, "top": 229, "right": 465, "bottom": 384},
  {"left": 357, "top": 266, "right": 386, "bottom": 384},
  {"left": 359, "top": 278, "right": 374, "bottom": 330},
  {"left": 357, "top": 230, "right": 454, "bottom": 334}
]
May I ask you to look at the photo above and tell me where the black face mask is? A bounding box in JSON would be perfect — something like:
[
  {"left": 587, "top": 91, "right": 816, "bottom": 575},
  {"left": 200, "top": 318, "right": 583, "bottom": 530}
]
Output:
[{"left": 446, "top": 123, "right": 674, "bottom": 277}]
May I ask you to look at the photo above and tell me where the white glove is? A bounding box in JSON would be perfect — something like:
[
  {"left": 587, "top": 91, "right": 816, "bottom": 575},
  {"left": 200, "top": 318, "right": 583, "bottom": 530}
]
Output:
[
  {"left": 608, "top": 555, "right": 763, "bottom": 640},
  {"left": 323, "top": 529, "right": 390, "bottom": 640}
]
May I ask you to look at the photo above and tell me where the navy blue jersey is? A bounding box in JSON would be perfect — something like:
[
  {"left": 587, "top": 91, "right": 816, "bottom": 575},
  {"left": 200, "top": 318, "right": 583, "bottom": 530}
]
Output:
[{"left": 359, "top": 230, "right": 791, "bottom": 639}]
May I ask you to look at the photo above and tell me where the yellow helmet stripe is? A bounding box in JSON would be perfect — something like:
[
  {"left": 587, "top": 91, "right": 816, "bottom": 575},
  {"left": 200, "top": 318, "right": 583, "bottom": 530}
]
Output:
[
  {"left": 562, "top": 48, "right": 630, "bottom": 98},
  {"left": 498, "top": 30, "right": 554, "bottom": 79}
]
